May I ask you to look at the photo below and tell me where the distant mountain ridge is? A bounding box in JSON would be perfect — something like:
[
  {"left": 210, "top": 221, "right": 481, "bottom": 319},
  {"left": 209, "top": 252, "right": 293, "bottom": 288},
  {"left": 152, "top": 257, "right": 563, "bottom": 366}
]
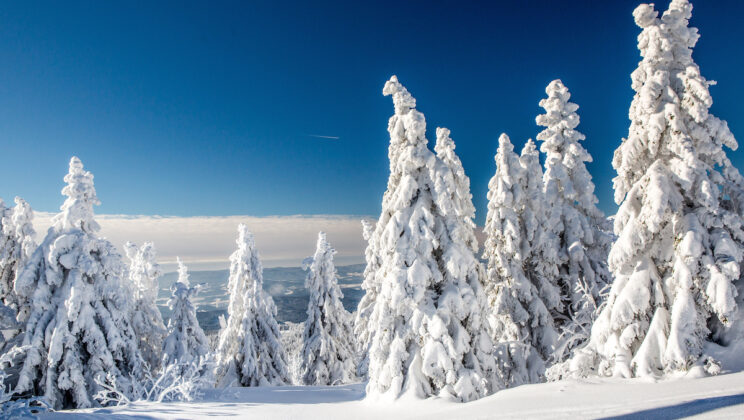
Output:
[{"left": 157, "top": 263, "right": 365, "bottom": 331}]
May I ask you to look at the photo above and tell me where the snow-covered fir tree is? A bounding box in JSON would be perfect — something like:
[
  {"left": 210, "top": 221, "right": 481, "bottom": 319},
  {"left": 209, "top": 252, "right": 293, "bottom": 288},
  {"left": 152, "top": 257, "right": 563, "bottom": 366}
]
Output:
[
  {"left": 0, "top": 197, "right": 35, "bottom": 318},
  {"left": 569, "top": 0, "right": 744, "bottom": 379},
  {"left": 300, "top": 232, "right": 356, "bottom": 385},
  {"left": 162, "top": 258, "right": 209, "bottom": 369},
  {"left": 354, "top": 221, "right": 384, "bottom": 378},
  {"left": 483, "top": 134, "right": 557, "bottom": 386},
  {"left": 354, "top": 218, "right": 377, "bottom": 379},
  {"left": 0, "top": 199, "right": 11, "bottom": 337},
  {"left": 365, "top": 76, "right": 496, "bottom": 402},
  {"left": 12, "top": 157, "right": 143, "bottom": 409},
  {"left": 215, "top": 224, "right": 289, "bottom": 387},
  {"left": 536, "top": 80, "right": 612, "bottom": 362},
  {"left": 519, "top": 138, "right": 563, "bottom": 314},
  {"left": 434, "top": 127, "right": 479, "bottom": 252},
  {"left": 125, "top": 242, "right": 167, "bottom": 371}
]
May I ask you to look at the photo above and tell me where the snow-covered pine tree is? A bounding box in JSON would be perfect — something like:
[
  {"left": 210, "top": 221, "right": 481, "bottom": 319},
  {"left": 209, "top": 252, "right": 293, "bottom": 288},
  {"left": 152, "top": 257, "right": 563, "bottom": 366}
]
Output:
[
  {"left": 215, "top": 224, "right": 289, "bottom": 387},
  {"left": 536, "top": 80, "right": 612, "bottom": 362},
  {"left": 0, "top": 200, "right": 14, "bottom": 319},
  {"left": 12, "top": 157, "right": 143, "bottom": 409},
  {"left": 483, "top": 134, "right": 557, "bottom": 386},
  {"left": 0, "top": 197, "right": 35, "bottom": 318},
  {"left": 162, "top": 258, "right": 209, "bottom": 369},
  {"left": 435, "top": 127, "right": 478, "bottom": 252},
  {"left": 300, "top": 232, "right": 356, "bottom": 385},
  {"left": 354, "top": 218, "right": 378, "bottom": 379},
  {"left": 519, "top": 138, "right": 563, "bottom": 314},
  {"left": 125, "top": 242, "right": 167, "bottom": 371},
  {"left": 365, "top": 76, "right": 496, "bottom": 402},
  {"left": 569, "top": 0, "right": 744, "bottom": 379}
]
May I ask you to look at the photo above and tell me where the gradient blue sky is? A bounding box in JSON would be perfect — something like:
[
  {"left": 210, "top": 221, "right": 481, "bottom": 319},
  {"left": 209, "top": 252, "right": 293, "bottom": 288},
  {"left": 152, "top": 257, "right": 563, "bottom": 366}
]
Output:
[{"left": 1, "top": 0, "right": 743, "bottom": 224}]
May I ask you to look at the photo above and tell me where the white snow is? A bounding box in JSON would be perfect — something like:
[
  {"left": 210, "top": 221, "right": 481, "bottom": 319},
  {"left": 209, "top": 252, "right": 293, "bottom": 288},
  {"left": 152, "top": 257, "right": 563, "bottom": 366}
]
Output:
[{"left": 41, "top": 370, "right": 744, "bottom": 419}]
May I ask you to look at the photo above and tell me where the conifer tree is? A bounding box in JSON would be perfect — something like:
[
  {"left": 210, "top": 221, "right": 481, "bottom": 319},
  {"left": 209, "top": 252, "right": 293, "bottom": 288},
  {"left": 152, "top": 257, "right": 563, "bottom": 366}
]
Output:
[
  {"left": 215, "top": 225, "right": 289, "bottom": 387},
  {"left": 0, "top": 197, "right": 35, "bottom": 318},
  {"left": 435, "top": 127, "right": 478, "bottom": 252},
  {"left": 519, "top": 139, "right": 563, "bottom": 318},
  {"left": 13, "top": 157, "right": 143, "bottom": 409},
  {"left": 162, "top": 258, "right": 209, "bottom": 369},
  {"left": 536, "top": 80, "right": 612, "bottom": 361},
  {"left": 365, "top": 76, "right": 496, "bottom": 402},
  {"left": 570, "top": 0, "right": 744, "bottom": 378},
  {"left": 354, "top": 220, "right": 379, "bottom": 379},
  {"left": 300, "top": 232, "right": 356, "bottom": 385},
  {"left": 125, "top": 242, "right": 167, "bottom": 371},
  {"left": 483, "top": 134, "right": 557, "bottom": 386}
]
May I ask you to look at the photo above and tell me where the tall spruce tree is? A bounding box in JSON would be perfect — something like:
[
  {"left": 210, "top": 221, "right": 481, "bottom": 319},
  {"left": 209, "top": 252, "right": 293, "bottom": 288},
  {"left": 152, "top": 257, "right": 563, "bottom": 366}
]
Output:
[
  {"left": 125, "top": 242, "right": 167, "bottom": 371},
  {"left": 365, "top": 76, "right": 496, "bottom": 402},
  {"left": 354, "top": 220, "right": 379, "bottom": 379},
  {"left": 570, "top": 0, "right": 744, "bottom": 378},
  {"left": 215, "top": 224, "right": 289, "bottom": 387},
  {"left": 13, "top": 157, "right": 143, "bottom": 409},
  {"left": 300, "top": 232, "right": 356, "bottom": 385},
  {"left": 435, "top": 127, "right": 479, "bottom": 252},
  {"left": 0, "top": 197, "right": 35, "bottom": 319},
  {"left": 536, "top": 80, "right": 612, "bottom": 362},
  {"left": 483, "top": 134, "right": 557, "bottom": 386},
  {"left": 162, "top": 258, "right": 209, "bottom": 369}
]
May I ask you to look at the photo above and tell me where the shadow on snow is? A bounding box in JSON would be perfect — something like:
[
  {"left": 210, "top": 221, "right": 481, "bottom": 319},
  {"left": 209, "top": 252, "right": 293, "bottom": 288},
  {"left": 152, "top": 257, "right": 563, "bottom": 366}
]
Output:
[{"left": 599, "top": 393, "right": 744, "bottom": 420}]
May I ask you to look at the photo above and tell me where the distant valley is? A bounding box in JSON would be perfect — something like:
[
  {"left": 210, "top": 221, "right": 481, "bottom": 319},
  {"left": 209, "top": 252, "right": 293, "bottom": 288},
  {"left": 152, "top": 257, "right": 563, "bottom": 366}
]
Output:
[{"left": 157, "top": 264, "right": 365, "bottom": 331}]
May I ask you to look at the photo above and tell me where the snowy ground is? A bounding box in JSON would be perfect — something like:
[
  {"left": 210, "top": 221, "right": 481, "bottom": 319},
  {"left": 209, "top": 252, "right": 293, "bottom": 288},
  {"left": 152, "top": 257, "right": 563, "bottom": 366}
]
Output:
[{"left": 42, "top": 371, "right": 744, "bottom": 419}]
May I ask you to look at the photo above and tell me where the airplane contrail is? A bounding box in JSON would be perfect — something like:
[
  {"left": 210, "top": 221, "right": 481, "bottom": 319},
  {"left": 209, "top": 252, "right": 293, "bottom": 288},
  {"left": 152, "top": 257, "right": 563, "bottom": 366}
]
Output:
[{"left": 307, "top": 134, "right": 340, "bottom": 140}]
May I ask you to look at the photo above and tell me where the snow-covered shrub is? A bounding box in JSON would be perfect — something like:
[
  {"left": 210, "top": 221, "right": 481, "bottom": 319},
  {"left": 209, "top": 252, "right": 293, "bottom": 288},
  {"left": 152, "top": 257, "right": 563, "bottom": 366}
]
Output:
[
  {"left": 483, "top": 134, "right": 557, "bottom": 386},
  {"left": 0, "top": 346, "right": 49, "bottom": 420},
  {"left": 568, "top": 0, "right": 744, "bottom": 379},
  {"left": 125, "top": 242, "right": 167, "bottom": 372},
  {"left": 364, "top": 76, "right": 496, "bottom": 402},
  {"left": 215, "top": 224, "right": 289, "bottom": 387},
  {"left": 536, "top": 80, "right": 612, "bottom": 363},
  {"left": 162, "top": 258, "right": 210, "bottom": 371},
  {"left": 546, "top": 281, "right": 609, "bottom": 381},
  {"left": 94, "top": 355, "right": 212, "bottom": 406},
  {"left": 300, "top": 232, "right": 356, "bottom": 386},
  {"left": 12, "top": 157, "right": 144, "bottom": 409}
]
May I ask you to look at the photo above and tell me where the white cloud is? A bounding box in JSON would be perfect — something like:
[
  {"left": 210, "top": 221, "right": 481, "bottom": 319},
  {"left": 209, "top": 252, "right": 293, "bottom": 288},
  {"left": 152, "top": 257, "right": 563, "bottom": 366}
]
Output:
[{"left": 33, "top": 213, "right": 369, "bottom": 272}]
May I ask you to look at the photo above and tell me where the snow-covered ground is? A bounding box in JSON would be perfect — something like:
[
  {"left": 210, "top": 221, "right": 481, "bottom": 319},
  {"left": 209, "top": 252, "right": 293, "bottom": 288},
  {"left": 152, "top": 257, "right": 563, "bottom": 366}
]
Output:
[{"left": 43, "top": 371, "right": 744, "bottom": 419}]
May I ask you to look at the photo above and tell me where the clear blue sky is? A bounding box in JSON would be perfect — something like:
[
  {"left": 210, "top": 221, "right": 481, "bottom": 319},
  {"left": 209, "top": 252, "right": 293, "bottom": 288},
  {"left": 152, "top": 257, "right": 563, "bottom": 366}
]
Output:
[{"left": 1, "top": 0, "right": 742, "bottom": 224}]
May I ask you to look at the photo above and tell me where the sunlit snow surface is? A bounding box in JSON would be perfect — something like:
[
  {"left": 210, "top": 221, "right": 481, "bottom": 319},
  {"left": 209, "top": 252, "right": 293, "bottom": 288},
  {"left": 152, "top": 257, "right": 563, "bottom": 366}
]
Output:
[{"left": 43, "top": 371, "right": 744, "bottom": 419}]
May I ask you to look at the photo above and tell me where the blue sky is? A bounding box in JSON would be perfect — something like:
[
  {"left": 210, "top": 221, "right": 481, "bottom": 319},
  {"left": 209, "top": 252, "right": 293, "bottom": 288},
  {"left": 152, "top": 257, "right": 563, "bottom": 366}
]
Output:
[{"left": 1, "top": 0, "right": 743, "bottom": 225}]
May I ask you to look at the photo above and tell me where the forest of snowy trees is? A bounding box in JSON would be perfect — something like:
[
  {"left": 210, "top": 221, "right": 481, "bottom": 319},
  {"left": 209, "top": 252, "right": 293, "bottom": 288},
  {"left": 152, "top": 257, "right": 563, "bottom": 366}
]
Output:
[{"left": 1, "top": 0, "right": 743, "bottom": 413}]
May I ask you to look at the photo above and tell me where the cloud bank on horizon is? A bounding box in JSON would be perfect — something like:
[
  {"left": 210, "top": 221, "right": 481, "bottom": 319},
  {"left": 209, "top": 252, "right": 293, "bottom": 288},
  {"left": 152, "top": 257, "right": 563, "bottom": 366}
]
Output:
[{"left": 33, "top": 213, "right": 369, "bottom": 271}]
